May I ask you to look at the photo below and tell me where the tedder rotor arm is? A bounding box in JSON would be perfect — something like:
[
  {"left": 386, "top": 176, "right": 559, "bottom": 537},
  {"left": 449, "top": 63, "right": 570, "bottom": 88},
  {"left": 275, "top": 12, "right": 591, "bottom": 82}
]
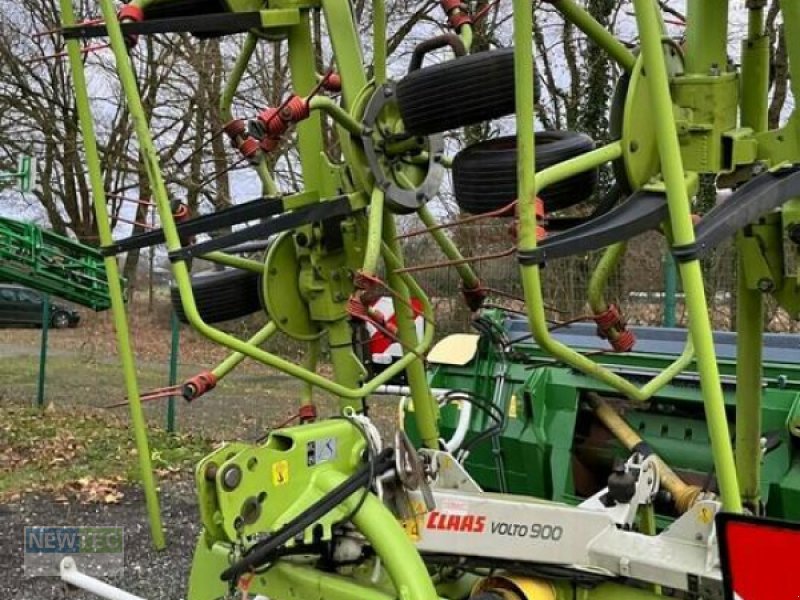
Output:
[
  {"left": 513, "top": 0, "right": 742, "bottom": 511},
  {"left": 87, "top": 0, "right": 439, "bottom": 410}
]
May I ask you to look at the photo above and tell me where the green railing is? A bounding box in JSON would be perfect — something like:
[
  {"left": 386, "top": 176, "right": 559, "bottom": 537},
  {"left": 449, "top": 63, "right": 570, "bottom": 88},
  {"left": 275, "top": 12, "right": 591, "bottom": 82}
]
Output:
[{"left": 0, "top": 217, "right": 124, "bottom": 310}]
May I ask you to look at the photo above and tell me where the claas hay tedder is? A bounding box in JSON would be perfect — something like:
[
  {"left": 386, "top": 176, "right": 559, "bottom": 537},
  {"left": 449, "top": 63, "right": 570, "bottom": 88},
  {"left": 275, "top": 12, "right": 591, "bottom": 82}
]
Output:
[{"left": 55, "top": 0, "right": 800, "bottom": 597}]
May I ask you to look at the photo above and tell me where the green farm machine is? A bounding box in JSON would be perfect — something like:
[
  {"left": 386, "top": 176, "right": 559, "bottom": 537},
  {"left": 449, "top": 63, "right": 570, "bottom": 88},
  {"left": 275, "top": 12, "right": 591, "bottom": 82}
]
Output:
[{"left": 52, "top": 0, "right": 800, "bottom": 597}]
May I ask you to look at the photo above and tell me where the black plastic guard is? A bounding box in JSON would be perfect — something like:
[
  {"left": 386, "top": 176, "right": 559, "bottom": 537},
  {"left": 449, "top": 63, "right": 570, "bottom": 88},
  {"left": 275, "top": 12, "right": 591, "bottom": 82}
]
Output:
[
  {"left": 517, "top": 190, "right": 668, "bottom": 266},
  {"left": 102, "top": 196, "right": 285, "bottom": 257},
  {"left": 62, "top": 12, "right": 262, "bottom": 40},
  {"left": 672, "top": 166, "right": 800, "bottom": 262}
]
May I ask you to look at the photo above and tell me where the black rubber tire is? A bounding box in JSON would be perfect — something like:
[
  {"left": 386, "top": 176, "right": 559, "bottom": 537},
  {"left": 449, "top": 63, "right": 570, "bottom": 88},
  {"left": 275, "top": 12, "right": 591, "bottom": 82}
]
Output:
[
  {"left": 170, "top": 268, "right": 263, "bottom": 324},
  {"left": 452, "top": 130, "right": 598, "bottom": 214},
  {"left": 51, "top": 311, "right": 71, "bottom": 329},
  {"left": 396, "top": 47, "right": 539, "bottom": 136}
]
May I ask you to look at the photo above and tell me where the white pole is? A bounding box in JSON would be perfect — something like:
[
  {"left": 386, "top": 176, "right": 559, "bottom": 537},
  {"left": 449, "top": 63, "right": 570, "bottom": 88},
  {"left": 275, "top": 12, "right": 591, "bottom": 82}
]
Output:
[{"left": 60, "top": 557, "right": 148, "bottom": 600}]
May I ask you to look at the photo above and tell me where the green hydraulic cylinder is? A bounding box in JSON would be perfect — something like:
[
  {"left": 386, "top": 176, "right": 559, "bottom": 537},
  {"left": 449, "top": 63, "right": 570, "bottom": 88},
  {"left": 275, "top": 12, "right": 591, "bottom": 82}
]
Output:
[
  {"left": 736, "top": 2, "right": 770, "bottom": 509},
  {"left": 684, "top": 0, "right": 730, "bottom": 76}
]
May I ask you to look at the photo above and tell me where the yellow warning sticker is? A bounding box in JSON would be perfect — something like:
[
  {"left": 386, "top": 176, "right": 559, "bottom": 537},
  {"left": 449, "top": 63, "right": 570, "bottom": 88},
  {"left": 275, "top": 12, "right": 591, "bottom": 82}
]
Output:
[
  {"left": 402, "top": 517, "right": 421, "bottom": 541},
  {"left": 272, "top": 460, "right": 290, "bottom": 486},
  {"left": 508, "top": 394, "right": 518, "bottom": 419},
  {"left": 698, "top": 506, "right": 713, "bottom": 525},
  {"left": 401, "top": 501, "right": 426, "bottom": 541}
]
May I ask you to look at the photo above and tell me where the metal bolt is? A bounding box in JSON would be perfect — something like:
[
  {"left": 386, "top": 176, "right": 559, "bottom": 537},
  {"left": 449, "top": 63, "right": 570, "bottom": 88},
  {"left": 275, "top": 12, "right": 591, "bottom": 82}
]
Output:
[
  {"left": 204, "top": 463, "right": 218, "bottom": 482},
  {"left": 240, "top": 497, "right": 262, "bottom": 525},
  {"left": 221, "top": 465, "right": 242, "bottom": 491},
  {"left": 757, "top": 278, "right": 775, "bottom": 292}
]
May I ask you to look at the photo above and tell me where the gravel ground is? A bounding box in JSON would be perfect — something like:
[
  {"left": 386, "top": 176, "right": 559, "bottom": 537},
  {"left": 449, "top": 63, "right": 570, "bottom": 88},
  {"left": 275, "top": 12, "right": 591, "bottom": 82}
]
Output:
[{"left": 1, "top": 480, "right": 200, "bottom": 600}]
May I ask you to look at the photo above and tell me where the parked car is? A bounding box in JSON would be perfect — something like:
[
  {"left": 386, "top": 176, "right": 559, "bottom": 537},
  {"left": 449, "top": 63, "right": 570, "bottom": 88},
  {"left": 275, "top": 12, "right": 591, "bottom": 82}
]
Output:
[{"left": 0, "top": 284, "right": 80, "bottom": 328}]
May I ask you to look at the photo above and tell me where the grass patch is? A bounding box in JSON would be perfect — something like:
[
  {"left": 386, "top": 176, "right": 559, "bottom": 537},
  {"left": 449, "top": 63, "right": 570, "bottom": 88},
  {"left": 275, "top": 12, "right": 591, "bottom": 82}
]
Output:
[{"left": 0, "top": 404, "right": 213, "bottom": 502}]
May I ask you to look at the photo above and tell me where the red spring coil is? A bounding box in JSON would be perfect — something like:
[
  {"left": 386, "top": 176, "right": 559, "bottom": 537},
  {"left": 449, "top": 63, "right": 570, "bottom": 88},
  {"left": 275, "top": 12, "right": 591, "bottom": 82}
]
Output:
[
  {"left": 534, "top": 197, "right": 545, "bottom": 219},
  {"left": 321, "top": 73, "right": 342, "bottom": 92},
  {"left": 448, "top": 12, "right": 473, "bottom": 29},
  {"left": 258, "top": 95, "right": 310, "bottom": 138},
  {"left": 258, "top": 107, "right": 287, "bottom": 137},
  {"left": 172, "top": 203, "right": 189, "bottom": 220},
  {"left": 259, "top": 136, "right": 280, "bottom": 153},
  {"left": 223, "top": 119, "right": 246, "bottom": 140},
  {"left": 238, "top": 137, "right": 260, "bottom": 159},
  {"left": 593, "top": 304, "right": 636, "bottom": 352},
  {"left": 611, "top": 328, "right": 636, "bottom": 353},
  {"left": 439, "top": 0, "right": 471, "bottom": 28},
  {"left": 182, "top": 371, "right": 218, "bottom": 402},
  {"left": 594, "top": 304, "right": 621, "bottom": 330},
  {"left": 118, "top": 4, "right": 144, "bottom": 21},
  {"left": 118, "top": 4, "right": 144, "bottom": 47},
  {"left": 282, "top": 95, "right": 310, "bottom": 122},
  {"left": 298, "top": 404, "right": 317, "bottom": 423}
]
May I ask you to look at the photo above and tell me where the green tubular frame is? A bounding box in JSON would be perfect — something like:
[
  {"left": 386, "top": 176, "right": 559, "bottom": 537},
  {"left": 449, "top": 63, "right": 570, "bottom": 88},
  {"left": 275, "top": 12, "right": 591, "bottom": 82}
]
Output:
[
  {"left": 60, "top": 0, "right": 165, "bottom": 547},
  {"left": 632, "top": 0, "right": 739, "bottom": 512},
  {"left": 514, "top": 0, "right": 741, "bottom": 511},
  {"left": 77, "top": 0, "right": 443, "bottom": 412},
  {"left": 549, "top": 0, "right": 637, "bottom": 72},
  {"left": 588, "top": 242, "right": 625, "bottom": 317},
  {"left": 515, "top": 139, "right": 695, "bottom": 403},
  {"left": 210, "top": 322, "right": 278, "bottom": 381}
]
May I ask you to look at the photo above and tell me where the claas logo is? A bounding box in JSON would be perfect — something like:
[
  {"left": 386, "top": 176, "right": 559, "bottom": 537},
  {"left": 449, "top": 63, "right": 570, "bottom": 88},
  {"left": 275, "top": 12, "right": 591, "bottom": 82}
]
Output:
[
  {"left": 718, "top": 513, "right": 800, "bottom": 599},
  {"left": 425, "top": 511, "right": 486, "bottom": 533}
]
